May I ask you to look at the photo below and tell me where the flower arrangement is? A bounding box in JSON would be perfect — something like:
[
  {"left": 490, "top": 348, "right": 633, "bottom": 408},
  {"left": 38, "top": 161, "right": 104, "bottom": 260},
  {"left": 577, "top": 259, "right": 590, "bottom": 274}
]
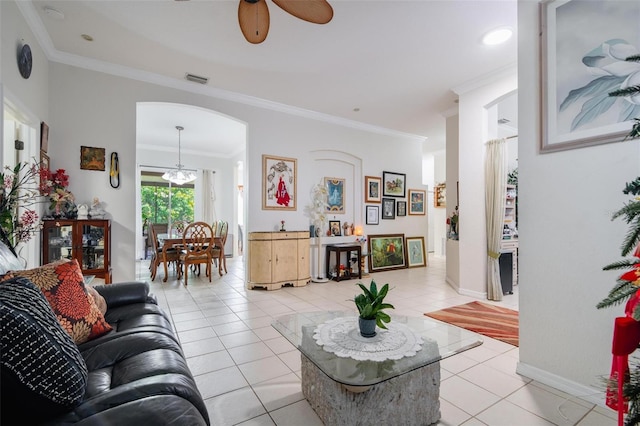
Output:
[
  {"left": 0, "top": 162, "right": 42, "bottom": 253},
  {"left": 39, "top": 168, "right": 74, "bottom": 217},
  {"left": 280, "top": 220, "right": 286, "bottom": 231}
]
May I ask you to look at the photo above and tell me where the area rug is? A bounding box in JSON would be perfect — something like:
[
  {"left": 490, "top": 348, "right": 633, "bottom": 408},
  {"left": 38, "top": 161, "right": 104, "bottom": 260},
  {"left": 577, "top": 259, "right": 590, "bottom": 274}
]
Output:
[{"left": 424, "top": 301, "right": 519, "bottom": 346}]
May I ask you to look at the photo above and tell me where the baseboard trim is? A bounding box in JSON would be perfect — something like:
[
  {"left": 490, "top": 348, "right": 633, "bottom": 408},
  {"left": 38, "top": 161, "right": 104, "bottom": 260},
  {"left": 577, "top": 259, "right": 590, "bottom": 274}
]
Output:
[
  {"left": 458, "top": 287, "right": 487, "bottom": 299},
  {"left": 516, "top": 362, "right": 606, "bottom": 407}
]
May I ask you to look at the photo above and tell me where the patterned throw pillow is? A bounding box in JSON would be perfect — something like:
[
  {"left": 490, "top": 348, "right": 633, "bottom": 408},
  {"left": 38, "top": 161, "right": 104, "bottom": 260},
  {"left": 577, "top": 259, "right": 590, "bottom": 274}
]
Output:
[
  {"left": 0, "top": 259, "right": 112, "bottom": 344},
  {"left": 86, "top": 285, "right": 107, "bottom": 315},
  {"left": 0, "top": 277, "right": 88, "bottom": 422}
]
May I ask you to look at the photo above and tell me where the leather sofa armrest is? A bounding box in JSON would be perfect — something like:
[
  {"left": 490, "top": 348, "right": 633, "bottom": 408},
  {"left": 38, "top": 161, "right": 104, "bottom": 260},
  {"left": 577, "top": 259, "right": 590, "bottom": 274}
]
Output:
[{"left": 93, "top": 281, "right": 154, "bottom": 309}]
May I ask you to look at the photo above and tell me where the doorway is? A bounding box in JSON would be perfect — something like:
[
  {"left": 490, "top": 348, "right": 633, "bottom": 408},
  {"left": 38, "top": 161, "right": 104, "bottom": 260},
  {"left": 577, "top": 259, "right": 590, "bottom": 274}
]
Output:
[{"left": 134, "top": 102, "right": 247, "bottom": 261}]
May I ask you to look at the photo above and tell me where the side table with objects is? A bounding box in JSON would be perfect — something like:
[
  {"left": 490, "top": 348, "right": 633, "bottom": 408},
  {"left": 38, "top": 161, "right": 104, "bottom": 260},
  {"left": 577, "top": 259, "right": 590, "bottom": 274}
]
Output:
[
  {"left": 325, "top": 243, "right": 362, "bottom": 281},
  {"left": 272, "top": 311, "right": 482, "bottom": 426}
]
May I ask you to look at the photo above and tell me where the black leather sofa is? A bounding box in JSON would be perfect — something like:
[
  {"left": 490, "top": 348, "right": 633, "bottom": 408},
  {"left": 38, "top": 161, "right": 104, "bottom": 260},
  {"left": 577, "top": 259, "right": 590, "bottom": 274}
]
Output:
[{"left": 1, "top": 273, "right": 209, "bottom": 425}]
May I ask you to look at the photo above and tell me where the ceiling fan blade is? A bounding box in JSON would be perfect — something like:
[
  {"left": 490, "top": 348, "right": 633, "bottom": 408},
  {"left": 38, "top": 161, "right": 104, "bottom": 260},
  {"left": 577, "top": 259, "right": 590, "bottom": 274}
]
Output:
[
  {"left": 272, "top": 0, "right": 333, "bottom": 24},
  {"left": 238, "top": 0, "right": 270, "bottom": 44}
]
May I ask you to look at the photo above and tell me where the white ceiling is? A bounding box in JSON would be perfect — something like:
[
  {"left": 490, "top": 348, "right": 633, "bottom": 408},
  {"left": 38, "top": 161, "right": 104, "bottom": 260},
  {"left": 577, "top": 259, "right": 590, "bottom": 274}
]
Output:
[{"left": 24, "top": 0, "right": 518, "bottom": 155}]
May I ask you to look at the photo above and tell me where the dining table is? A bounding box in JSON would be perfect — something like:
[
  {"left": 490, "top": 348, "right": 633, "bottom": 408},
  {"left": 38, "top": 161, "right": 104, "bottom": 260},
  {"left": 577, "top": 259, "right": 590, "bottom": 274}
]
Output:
[{"left": 156, "top": 233, "right": 225, "bottom": 282}]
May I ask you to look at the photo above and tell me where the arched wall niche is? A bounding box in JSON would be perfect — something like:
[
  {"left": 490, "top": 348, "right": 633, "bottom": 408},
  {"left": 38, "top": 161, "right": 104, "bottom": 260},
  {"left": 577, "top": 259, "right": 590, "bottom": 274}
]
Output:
[{"left": 309, "top": 150, "right": 363, "bottom": 229}]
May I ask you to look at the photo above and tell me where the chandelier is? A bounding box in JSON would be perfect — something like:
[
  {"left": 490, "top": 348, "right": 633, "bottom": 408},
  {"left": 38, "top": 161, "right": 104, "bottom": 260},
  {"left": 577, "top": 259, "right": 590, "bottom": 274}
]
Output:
[{"left": 162, "top": 125, "right": 196, "bottom": 185}]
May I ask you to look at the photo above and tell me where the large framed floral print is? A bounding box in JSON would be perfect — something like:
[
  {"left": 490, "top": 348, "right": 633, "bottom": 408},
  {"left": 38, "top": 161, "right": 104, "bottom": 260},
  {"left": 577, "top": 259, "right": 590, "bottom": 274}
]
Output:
[
  {"left": 541, "top": 0, "right": 640, "bottom": 153},
  {"left": 262, "top": 155, "right": 296, "bottom": 210}
]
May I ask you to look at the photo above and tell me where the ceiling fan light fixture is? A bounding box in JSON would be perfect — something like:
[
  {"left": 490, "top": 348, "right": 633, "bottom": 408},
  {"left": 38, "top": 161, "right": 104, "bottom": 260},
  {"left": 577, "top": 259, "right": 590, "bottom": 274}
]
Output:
[
  {"left": 163, "top": 126, "right": 197, "bottom": 186},
  {"left": 482, "top": 27, "right": 513, "bottom": 46}
]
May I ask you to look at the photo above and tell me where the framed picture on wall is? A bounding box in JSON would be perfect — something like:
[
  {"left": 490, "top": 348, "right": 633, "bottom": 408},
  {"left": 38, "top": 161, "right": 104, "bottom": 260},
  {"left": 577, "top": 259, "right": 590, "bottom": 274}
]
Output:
[
  {"left": 540, "top": 0, "right": 640, "bottom": 153},
  {"left": 397, "top": 201, "right": 406, "bottom": 217},
  {"left": 364, "top": 176, "right": 382, "bottom": 203},
  {"left": 434, "top": 184, "right": 446, "bottom": 208},
  {"left": 40, "top": 122, "right": 49, "bottom": 153},
  {"left": 368, "top": 234, "right": 407, "bottom": 272},
  {"left": 382, "top": 171, "right": 406, "bottom": 198},
  {"left": 408, "top": 189, "right": 426, "bottom": 215},
  {"left": 325, "top": 177, "right": 345, "bottom": 213},
  {"left": 382, "top": 198, "right": 395, "bottom": 219},
  {"left": 406, "top": 236, "right": 426, "bottom": 268},
  {"left": 263, "top": 154, "right": 297, "bottom": 210},
  {"left": 80, "top": 146, "right": 106, "bottom": 171},
  {"left": 40, "top": 150, "right": 49, "bottom": 171},
  {"left": 366, "top": 205, "right": 379, "bottom": 225}
]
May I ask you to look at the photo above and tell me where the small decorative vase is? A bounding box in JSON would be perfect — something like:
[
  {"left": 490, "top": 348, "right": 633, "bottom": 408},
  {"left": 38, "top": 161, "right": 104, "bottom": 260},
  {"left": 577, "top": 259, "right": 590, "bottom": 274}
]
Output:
[{"left": 358, "top": 317, "right": 377, "bottom": 338}]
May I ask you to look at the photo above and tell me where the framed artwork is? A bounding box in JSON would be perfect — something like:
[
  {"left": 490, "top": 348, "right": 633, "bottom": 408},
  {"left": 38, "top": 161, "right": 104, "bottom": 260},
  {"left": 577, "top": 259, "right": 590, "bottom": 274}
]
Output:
[
  {"left": 365, "top": 176, "right": 382, "bottom": 203},
  {"left": 541, "top": 0, "right": 640, "bottom": 153},
  {"left": 80, "top": 146, "right": 105, "bottom": 171},
  {"left": 366, "top": 205, "right": 379, "bottom": 225},
  {"left": 40, "top": 122, "right": 49, "bottom": 153},
  {"left": 263, "top": 155, "right": 296, "bottom": 210},
  {"left": 381, "top": 198, "right": 395, "bottom": 219},
  {"left": 325, "top": 177, "right": 345, "bottom": 213},
  {"left": 329, "top": 220, "right": 342, "bottom": 236},
  {"left": 382, "top": 171, "right": 406, "bottom": 198},
  {"left": 368, "top": 234, "right": 407, "bottom": 272},
  {"left": 40, "top": 150, "right": 50, "bottom": 170},
  {"left": 434, "top": 184, "right": 446, "bottom": 208},
  {"left": 406, "top": 236, "right": 426, "bottom": 268},
  {"left": 397, "top": 200, "right": 406, "bottom": 217},
  {"left": 409, "top": 189, "right": 426, "bottom": 215}
]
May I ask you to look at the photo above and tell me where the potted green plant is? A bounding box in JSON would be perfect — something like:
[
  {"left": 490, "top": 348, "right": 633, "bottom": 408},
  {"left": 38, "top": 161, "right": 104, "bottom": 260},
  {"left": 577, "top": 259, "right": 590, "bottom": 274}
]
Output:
[{"left": 353, "top": 280, "right": 394, "bottom": 337}]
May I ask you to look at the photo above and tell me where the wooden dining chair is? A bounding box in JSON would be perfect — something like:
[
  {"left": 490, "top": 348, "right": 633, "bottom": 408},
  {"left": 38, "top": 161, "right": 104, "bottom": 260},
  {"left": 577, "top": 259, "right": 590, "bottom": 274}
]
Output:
[
  {"left": 149, "top": 224, "right": 180, "bottom": 281},
  {"left": 179, "top": 221, "right": 214, "bottom": 286},
  {"left": 211, "top": 221, "right": 228, "bottom": 275}
]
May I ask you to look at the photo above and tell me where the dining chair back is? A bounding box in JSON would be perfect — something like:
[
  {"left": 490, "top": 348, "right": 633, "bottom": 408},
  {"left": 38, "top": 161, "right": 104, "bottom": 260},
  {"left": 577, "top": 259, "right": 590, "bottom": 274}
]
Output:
[
  {"left": 180, "top": 222, "right": 214, "bottom": 286},
  {"left": 211, "top": 221, "right": 229, "bottom": 275},
  {"left": 149, "top": 223, "right": 180, "bottom": 281}
]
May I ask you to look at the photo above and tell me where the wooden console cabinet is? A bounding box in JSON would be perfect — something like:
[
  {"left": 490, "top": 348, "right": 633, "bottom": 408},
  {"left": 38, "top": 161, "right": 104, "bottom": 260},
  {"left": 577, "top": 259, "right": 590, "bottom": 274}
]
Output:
[
  {"left": 42, "top": 219, "right": 112, "bottom": 284},
  {"left": 247, "top": 231, "right": 310, "bottom": 290}
]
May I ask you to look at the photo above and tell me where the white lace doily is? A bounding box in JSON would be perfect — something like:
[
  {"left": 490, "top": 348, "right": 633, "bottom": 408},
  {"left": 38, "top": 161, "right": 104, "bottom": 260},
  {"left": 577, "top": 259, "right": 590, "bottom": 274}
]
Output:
[{"left": 313, "top": 316, "right": 423, "bottom": 361}]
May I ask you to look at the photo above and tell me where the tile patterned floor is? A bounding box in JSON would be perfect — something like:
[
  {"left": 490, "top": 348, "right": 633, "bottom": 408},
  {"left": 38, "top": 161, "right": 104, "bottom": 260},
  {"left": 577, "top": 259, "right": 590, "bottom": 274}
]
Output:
[{"left": 136, "top": 255, "right": 616, "bottom": 426}]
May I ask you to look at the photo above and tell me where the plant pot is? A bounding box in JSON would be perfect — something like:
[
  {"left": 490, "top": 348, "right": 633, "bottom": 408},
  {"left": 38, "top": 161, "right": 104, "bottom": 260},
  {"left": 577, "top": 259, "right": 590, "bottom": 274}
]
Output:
[{"left": 358, "top": 317, "right": 376, "bottom": 338}]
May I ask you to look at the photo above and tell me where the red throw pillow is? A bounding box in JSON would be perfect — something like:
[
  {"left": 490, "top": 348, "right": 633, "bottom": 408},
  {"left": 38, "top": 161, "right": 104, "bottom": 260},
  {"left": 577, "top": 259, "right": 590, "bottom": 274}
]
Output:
[{"left": 0, "top": 259, "right": 112, "bottom": 344}]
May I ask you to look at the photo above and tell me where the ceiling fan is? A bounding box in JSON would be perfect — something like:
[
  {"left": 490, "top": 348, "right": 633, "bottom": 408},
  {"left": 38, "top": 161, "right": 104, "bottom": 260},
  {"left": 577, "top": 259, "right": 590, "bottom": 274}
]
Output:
[{"left": 238, "top": 0, "right": 333, "bottom": 44}]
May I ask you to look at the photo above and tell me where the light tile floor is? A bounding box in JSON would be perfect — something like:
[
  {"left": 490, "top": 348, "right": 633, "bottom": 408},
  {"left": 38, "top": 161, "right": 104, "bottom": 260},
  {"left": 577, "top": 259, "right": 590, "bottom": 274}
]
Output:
[{"left": 136, "top": 255, "right": 616, "bottom": 426}]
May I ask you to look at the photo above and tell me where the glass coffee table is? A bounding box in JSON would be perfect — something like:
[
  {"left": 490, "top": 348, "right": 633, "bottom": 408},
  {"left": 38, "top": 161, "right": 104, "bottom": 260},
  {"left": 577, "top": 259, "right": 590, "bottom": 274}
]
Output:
[{"left": 272, "top": 311, "right": 483, "bottom": 426}]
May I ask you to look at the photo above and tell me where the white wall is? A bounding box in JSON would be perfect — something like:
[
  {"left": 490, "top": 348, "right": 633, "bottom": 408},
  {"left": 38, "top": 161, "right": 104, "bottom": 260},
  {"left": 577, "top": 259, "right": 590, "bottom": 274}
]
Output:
[
  {"left": 517, "top": 0, "right": 635, "bottom": 398},
  {"left": 12, "top": 57, "right": 425, "bottom": 281}
]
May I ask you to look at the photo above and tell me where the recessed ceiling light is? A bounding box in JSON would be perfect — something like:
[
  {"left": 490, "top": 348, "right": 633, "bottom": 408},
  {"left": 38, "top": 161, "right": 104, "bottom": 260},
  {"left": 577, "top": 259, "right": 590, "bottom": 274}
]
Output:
[
  {"left": 482, "top": 27, "right": 513, "bottom": 46},
  {"left": 43, "top": 6, "right": 65, "bottom": 20},
  {"left": 81, "top": 34, "right": 94, "bottom": 42}
]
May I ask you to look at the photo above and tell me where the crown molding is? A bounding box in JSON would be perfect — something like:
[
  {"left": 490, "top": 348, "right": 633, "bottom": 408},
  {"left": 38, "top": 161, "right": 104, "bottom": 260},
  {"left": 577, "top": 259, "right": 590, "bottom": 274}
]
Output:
[
  {"left": 452, "top": 63, "right": 517, "bottom": 96},
  {"left": 18, "top": 1, "right": 426, "bottom": 143}
]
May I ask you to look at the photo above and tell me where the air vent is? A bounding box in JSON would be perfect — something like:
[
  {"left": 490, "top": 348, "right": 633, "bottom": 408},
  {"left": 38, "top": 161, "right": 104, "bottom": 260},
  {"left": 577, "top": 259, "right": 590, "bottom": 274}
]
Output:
[
  {"left": 185, "top": 73, "right": 209, "bottom": 85},
  {"left": 498, "top": 118, "right": 510, "bottom": 124}
]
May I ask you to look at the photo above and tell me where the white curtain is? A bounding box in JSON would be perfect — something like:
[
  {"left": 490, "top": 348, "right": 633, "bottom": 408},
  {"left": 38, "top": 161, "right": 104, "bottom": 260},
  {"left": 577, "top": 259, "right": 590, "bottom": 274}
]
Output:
[
  {"left": 202, "top": 170, "right": 217, "bottom": 225},
  {"left": 485, "top": 138, "right": 507, "bottom": 301}
]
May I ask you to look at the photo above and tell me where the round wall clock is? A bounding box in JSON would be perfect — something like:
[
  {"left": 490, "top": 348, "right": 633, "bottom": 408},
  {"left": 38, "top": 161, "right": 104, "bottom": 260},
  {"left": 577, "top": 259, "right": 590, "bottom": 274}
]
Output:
[{"left": 17, "top": 44, "right": 32, "bottom": 79}]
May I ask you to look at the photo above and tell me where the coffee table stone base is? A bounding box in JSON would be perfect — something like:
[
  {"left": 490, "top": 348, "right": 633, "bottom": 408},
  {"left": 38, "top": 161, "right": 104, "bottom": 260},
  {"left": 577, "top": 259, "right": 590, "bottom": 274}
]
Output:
[{"left": 301, "top": 354, "right": 441, "bottom": 426}]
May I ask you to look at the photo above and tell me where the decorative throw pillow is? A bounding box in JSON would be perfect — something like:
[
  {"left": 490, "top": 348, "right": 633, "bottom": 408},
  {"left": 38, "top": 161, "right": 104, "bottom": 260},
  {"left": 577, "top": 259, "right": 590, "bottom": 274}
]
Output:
[
  {"left": 0, "top": 277, "right": 88, "bottom": 423},
  {"left": 86, "top": 285, "right": 107, "bottom": 315},
  {"left": 0, "top": 259, "right": 112, "bottom": 344}
]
